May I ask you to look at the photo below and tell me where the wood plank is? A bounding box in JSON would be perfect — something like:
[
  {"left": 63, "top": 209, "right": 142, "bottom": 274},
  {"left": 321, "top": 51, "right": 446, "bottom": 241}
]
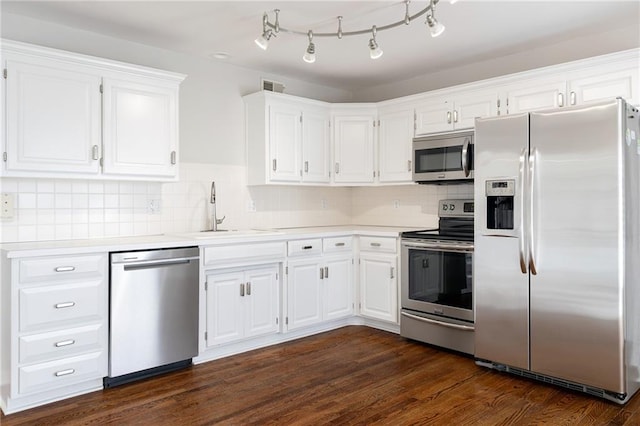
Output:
[{"left": 1, "top": 326, "right": 637, "bottom": 425}]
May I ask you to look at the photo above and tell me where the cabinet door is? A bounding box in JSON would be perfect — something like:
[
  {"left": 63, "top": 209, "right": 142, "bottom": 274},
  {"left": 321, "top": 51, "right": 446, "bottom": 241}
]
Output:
[
  {"left": 568, "top": 68, "right": 639, "bottom": 107},
  {"left": 244, "top": 267, "right": 279, "bottom": 338},
  {"left": 269, "top": 103, "right": 301, "bottom": 182},
  {"left": 415, "top": 99, "right": 452, "bottom": 135},
  {"left": 301, "top": 108, "right": 330, "bottom": 183},
  {"left": 453, "top": 91, "right": 498, "bottom": 129},
  {"left": 502, "top": 80, "right": 566, "bottom": 114},
  {"left": 360, "top": 254, "right": 398, "bottom": 323},
  {"left": 323, "top": 256, "right": 354, "bottom": 321},
  {"left": 102, "top": 77, "right": 178, "bottom": 178},
  {"left": 378, "top": 110, "right": 413, "bottom": 183},
  {"left": 333, "top": 115, "right": 375, "bottom": 183},
  {"left": 5, "top": 59, "right": 101, "bottom": 174},
  {"left": 205, "top": 272, "right": 244, "bottom": 347},
  {"left": 287, "top": 258, "right": 323, "bottom": 330}
]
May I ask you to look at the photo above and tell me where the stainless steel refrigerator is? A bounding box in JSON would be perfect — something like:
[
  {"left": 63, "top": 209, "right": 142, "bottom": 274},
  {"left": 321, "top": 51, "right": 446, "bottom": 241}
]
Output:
[{"left": 473, "top": 98, "right": 640, "bottom": 404}]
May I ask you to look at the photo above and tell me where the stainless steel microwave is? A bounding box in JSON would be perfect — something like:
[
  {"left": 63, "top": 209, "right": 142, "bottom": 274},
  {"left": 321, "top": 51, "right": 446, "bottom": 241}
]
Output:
[{"left": 412, "top": 131, "right": 474, "bottom": 184}]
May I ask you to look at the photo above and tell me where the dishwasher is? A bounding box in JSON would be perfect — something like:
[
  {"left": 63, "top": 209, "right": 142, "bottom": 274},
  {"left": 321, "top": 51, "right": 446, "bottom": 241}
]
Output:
[{"left": 105, "top": 247, "right": 199, "bottom": 387}]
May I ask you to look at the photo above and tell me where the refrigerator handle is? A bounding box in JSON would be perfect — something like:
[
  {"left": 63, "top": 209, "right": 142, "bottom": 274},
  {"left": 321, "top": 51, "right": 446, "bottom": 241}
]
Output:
[
  {"left": 518, "top": 147, "right": 528, "bottom": 274},
  {"left": 529, "top": 147, "right": 538, "bottom": 275}
]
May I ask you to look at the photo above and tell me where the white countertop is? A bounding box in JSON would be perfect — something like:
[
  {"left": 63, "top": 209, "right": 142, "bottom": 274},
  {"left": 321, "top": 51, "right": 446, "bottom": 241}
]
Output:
[{"left": 0, "top": 225, "right": 418, "bottom": 258}]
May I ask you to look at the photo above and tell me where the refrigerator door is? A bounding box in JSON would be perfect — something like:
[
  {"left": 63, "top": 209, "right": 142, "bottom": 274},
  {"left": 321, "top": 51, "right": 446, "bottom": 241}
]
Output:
[
  {"left": 474, "top": 113, "right": 530, "bottom": 370},
  {"left": 529, "top": 99, "right": 625, "bottom": 393}
]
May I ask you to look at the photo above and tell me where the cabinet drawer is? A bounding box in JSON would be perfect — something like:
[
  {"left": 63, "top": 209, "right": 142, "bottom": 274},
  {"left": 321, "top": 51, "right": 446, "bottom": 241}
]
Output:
[
  {"left": 19, "top": 324, "right": 104, "bottom": 365},
  {"left": 359, "top": 236, "right": 397, "bottom": 253},
  {"left": 203, "top": 242, "right": 285, "bottom": 267},
  {"left": 287, "top": 239, "right": 322, "bottom": 257},
  {"left": 19, "top": 281, "right": 103, "bottom": 333},
  {"left": 323, "top": 236, "right": 353, "bottom": 254},
  {"left": 19, "top": 254, "right": 106, "bottom": 285},
  {"left": 19, "top": 351, "right": 106, "bottom": 395}
]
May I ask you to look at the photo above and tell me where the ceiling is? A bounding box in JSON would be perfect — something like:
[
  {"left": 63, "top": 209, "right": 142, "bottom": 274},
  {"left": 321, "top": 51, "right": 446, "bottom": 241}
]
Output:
[{"left": 2, "top": 1, "right": 639, "bottom": 91}]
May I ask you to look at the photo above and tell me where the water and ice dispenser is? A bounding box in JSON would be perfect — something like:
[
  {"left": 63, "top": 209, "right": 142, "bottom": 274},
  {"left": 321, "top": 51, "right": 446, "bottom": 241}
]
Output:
[{"left": 485, "top": 179, "right": 515, "bottom": 230}]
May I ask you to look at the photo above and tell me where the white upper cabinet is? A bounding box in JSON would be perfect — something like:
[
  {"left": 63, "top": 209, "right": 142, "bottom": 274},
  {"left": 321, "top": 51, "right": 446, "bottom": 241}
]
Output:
[
  {"left": 332, "top": 107, "right": 376, "bottom": 184},
  {"left": 377, "top": 109, "right": 413, "bottom": 183},
  {"left": 4, "top": 58, "right": 102, "bottom": 176},
  {"left": 102, "top": 77, "right": 178, "bottom": 178},
  {"left": 415, "top": 90, "right": 498, "bottom": 136},
  {"left": 245, "top": 91, "right": 330, "bottom": 185},
  {"left": 500, "top": 78, "right": 567, "bottom": 114},
  {"left": 1, "top": 40, "right": 185, "bottom": 181},
  {"left": 567, "top": 66, "right": 639, "bottom": 107}
]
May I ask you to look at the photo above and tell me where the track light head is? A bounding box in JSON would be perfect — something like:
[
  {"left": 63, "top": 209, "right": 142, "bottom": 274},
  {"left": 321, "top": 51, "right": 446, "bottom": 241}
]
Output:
[
  {"left": 426, "top": 0, "right": 445, "bottom": 37},
  {"left": 254, "top": 30, "right": 273, "bottom": 50},
  {"left": 303, "top": 30, "right": 316, "bottom": 63},
  {"left": 369, "top": 25, "right": 383, "bottom": 59}
]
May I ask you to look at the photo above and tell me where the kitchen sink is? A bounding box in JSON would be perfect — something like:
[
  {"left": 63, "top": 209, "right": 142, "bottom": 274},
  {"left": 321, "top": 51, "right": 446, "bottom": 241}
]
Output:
[{"left": 175, "top": 229, "right": 283, "bottom": 239}]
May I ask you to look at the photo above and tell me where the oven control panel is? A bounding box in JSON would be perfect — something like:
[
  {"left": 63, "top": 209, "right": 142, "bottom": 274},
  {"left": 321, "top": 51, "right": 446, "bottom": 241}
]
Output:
[{"left": 439, "top": 199, "right": 474, "bottom": 217}]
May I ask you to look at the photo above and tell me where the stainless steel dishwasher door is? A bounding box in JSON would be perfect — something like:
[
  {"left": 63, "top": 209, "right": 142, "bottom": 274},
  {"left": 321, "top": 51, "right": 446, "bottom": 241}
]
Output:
[{"left": 109, "top": 247, "right": 199, "bottom": 379}]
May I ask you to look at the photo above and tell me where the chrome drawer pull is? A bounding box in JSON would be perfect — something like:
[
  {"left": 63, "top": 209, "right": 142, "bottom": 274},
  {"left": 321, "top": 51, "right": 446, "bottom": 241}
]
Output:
[
  {"left": 55, "top": 266, "right": 76, "bottom": 272},
  {"left": 55, "top": 339, "right": 75, "bottom": 347},
  {"left": 55, "top": 369, "right": 75, "bottom": 377},
  {"left": 55, "top": 302, "right": 76, "bottom": 309},
  {"left": 335, "top": 242, "right": 345, "bottom": 247},
  {"left": 370, "top": 242, "right": 381, "bottom": 247}
]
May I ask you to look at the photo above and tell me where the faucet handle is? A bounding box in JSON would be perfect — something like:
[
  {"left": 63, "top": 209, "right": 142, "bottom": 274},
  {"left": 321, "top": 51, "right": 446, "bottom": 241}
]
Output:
[{"left": 216, "top": 216, "right": 226, "bottom": 225}]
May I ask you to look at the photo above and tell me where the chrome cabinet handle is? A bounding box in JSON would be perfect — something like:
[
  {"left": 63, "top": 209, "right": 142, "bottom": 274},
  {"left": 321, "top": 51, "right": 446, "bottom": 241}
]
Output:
[
  {"left": 272, "top": 159, "right": 277, "bottom": 171},
  {"left": 55, "top": 339, "right": 75, "bottom": 348},
  {"left": 370, "top": 242, "right": 381, "bottom": 247},
  {"left": 324, "top": 266, "right": 329, "bottom": 278},
  {"left": 447, "top": 111, "right": 452, "bottom": 124},
  {"left": 240, "top": 283, "right": 245, "bottom": 297},
  {"left": 55, "top": 302, "right": 75, "bottom": 309},
  {"left": 390, "top": 267, "right": 395, "bottom": 279},
  {"left": 453, "top": 110, "right": 458, "bottom": 123},
  {"left": 570, "top": 91, "right": 577, "bottom": 105},
  {"left": 304, "top": 161, "right": 309, "bottom": 173},
  {"left": 55, "top": 266, "right": 75, "bottom": 272},
  {"left": 407, "top": 160, "right": 412, "bottom": 172},
  {"left": 92, "top": 145, "right": 99, "bottom": 161},
  {"left": 320, "top": 268, "right": 324, "bottom": 280},
  {"left": 335, "top": 162, "right": 340, "bottom": 174},
  {"left": 55, "top": 369, "right": 75, "bottom": 377},
  {"left": 170, "top": 151, "right": 177, "bottom": 165},
  {"left": 302, "top": 245, "right": 313, "bottom": 250},
  {"left": 246, "top": 282, "right": 251, "bottom": 296},
  {"left": 558, "top": 93, "right": 564, "bottom": 107},
  {"left": 335, "top": 242, "right": 345, "bottom": 247}
]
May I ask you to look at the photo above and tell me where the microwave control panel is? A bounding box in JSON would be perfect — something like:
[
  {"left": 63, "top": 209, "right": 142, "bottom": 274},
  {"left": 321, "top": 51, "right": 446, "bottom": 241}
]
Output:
[{"left": 485, "top": 179, "right": 515, "bottom": 196}]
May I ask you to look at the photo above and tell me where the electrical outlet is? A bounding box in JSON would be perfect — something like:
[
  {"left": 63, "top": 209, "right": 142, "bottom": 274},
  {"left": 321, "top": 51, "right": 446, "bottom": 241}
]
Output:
[
  {"left": 1, "top": 193, "right": 15, "bottom": 218},
  {"left": 393, "top": 200, "right": 400, "bottom": 209},
  {"left": 247, "top": 200, "right": 256, "bottom": 212},
  {"left": 148, "top": 199, "right": 161, "bottom": 214},
  {"left": 321, "top": 199, "right": 328, "bottom": 209}
]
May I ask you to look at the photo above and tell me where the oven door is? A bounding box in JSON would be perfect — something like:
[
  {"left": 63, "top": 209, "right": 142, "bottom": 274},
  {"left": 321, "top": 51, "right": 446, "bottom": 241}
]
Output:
[
  {"left": 401, "top": 240, "right": 473, "bottom": 322},
  {"left": 412, "top": 132, "right": 474, "bottom": 182}
]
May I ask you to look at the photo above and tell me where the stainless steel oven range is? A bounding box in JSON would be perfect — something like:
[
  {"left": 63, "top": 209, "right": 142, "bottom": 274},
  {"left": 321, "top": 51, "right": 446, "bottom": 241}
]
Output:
[{"left": 400, "top": 199, "right": 474, "bottom": 355}]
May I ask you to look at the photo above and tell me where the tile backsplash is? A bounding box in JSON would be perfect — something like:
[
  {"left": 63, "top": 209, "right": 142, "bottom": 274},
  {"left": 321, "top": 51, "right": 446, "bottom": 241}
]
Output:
[{"left": 0, "top": 163, "right": 472, "bottom": 243}]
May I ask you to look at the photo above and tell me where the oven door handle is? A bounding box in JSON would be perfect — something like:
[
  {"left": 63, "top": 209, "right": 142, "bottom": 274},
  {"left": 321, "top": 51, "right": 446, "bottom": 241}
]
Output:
[
  {"left": 401, "top": 312, "right": 475, "bottom": 332},
  {"left": 402, "top": 242, "right": 474, "bottom": 252}
]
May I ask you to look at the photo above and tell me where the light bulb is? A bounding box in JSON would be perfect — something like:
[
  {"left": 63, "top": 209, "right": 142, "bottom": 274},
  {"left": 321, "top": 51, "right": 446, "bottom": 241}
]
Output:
[
  {"left": 369, "top": 39, "right": 383, "bottom": 59},
  {"left": 254, "top": 31, "right": 272, "bottom": 50},
  {"left": 426, "top": 14, "right": 445, "bottom": 37}
]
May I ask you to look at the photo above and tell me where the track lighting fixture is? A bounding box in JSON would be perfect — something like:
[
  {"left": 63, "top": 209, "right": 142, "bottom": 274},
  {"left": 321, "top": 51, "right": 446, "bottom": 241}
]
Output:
[
  {"left": 255, "top": 0, "right": 452, "bottom": 63},
  {"left": 368, "top": 26, "right": 383, "bottom": 60},
  {"left": 303, "top": 30, "right": 316, "bottom": 63},
  {"left": 426, "top": 0, "right": 445, "bottom": 37}
]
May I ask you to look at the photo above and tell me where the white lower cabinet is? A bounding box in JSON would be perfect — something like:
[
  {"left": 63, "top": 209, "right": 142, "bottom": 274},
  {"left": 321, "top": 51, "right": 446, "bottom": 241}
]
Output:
[
  {"left": 205, "top": 265, "right": 279, "bottom": 347},
  {"left": 1, "top": 252, "right": 108, "bottom": 415},
  {"left": 358, "top": 236, "right": 399, "bottom": 324},
  {"left": 285, "top": 237, "right": 354, "bottom": 331}
]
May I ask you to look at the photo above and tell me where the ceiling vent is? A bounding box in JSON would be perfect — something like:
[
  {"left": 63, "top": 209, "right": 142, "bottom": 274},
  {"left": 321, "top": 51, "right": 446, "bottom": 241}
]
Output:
[{"left": 262, "top": 79, "right": 285, "bottom": 93}]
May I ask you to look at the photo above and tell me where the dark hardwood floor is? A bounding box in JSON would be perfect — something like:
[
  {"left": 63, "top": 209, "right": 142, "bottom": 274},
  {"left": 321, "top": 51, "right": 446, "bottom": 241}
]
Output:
[{"left": 3, "top": 326, "right": 640, "bottom": 425}]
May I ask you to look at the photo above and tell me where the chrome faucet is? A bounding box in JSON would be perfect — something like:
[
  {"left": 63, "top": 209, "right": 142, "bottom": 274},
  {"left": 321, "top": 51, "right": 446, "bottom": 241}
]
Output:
[{"left": 210, "top": 181, "right": 225, "bottom": 231}]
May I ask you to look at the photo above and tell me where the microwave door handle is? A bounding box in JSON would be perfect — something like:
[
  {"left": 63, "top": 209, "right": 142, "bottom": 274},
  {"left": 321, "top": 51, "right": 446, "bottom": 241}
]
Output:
[
  {"left": 518, "top": 147, "right": 528, "bottom": 274},
  {"left": 461, "top": 137, "right": 471, "bottom": 177}
]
